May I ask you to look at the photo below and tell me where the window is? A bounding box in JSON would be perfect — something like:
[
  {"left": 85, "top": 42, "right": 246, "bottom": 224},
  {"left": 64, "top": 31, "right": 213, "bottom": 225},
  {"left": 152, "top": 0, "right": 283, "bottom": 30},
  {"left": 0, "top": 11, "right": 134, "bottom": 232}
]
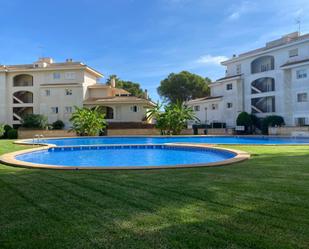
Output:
[
  {"left": 227, "top": 103, "right": 233, "bottom": 109},
  {"left": 53, "top": 72, "right": 61, "bottom": 79},
  {"left": 226, "top": 83, "right": 233, "bottom": 90},
  {"left": 45, "top": 89, "right": 50, "bottom": 96},
  {"left": 194, "top": 105, "right": 200, "bottom": 111},
  {"left": 65, "top": 106, "right": 73, "bottom": 113},
  {"left": 289, "top": 48, "right": 298, "bottom": 58},
  {"left": 296, "top": 69, "right": 307, "bottom": 79},
  {"left": 297, "top": 93, "right": 308, "bottom": 102},
  {"left": 65, "top": 88, "right": 73, "bottom": 95},
  {"left": 211, "top": 104, "right": 218, "bottom": 110},
  {"left": 236, "top": 64, "right": 241, "bottom": 74},
  {"left": 130, "top": 105, "right": 140, "bottom": 112},
  {"left": 51, "top": 107, "right": 59, "bottom": 114},
  {"left": 65, "top": 72, "right": 76, "bottom": 80},
  {"left": 296, "top": 117, "right": 306, "bottom": 126}
]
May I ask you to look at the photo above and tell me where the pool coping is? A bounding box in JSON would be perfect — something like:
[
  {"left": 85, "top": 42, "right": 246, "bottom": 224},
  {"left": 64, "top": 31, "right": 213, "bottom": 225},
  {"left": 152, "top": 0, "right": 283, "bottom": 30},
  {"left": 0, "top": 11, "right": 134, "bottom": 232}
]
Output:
[
  {"left": 0, "top": 143, "right": 250, "bottom": 170},
  {"left": 15, "top": 134, "right": 309, "bottom": 147}
]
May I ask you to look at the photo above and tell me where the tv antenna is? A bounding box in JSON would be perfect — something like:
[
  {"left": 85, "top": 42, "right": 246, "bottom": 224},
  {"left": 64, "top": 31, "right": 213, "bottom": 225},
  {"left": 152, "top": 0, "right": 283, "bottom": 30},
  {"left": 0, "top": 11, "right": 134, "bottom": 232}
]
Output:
[{"left": 295, "top": 18, "right": 301, "bottom": 34}]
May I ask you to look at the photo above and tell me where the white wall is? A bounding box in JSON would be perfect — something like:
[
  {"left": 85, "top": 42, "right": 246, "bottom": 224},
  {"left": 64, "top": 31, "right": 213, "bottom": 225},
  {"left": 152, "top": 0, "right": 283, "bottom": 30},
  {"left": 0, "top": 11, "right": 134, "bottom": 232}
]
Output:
[{"left": 0, "top": 73, "right": 7, "bottom": 124}]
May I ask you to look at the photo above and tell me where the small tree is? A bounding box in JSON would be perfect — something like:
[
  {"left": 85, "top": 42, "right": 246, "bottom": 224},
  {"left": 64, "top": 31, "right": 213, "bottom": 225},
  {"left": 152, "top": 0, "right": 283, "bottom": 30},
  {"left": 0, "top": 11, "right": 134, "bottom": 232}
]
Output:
[
  {"left": 236, "top": 112, "right": 253, "bottom": 134},
  {"left": 70, "top": 106, "right": 106, "bottom": 136},
  {"left": 21, "top": 114, "right": 48, "bottom": 129},
  {"left": 261, "top": 115, "right": 285, "bottom": 135}
]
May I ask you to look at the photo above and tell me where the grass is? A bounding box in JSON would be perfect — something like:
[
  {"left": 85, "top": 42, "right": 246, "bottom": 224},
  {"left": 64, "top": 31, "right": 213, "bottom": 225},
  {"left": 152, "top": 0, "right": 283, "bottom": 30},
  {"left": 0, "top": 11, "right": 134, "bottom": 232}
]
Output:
[{"left": 0, "top": 140, "right": 308, "bottom": 249}]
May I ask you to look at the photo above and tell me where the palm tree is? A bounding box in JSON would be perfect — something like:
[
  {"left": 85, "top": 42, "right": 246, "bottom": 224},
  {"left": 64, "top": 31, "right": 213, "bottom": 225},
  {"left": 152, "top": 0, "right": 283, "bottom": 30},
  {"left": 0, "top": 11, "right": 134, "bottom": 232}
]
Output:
[
  {"left": 70, "top": 106, "right": 106, "bottom": 136},
  {"left": 167, "top": 101, "right": 198, "bottom": 135},
  {"left": 147, "top": 101, "right": 198, "bottom": 135}
]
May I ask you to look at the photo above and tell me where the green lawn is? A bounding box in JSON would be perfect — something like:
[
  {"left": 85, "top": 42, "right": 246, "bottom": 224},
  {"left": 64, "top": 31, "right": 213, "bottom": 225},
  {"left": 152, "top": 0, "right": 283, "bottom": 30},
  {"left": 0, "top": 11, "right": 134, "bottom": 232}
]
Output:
[{"left": 0, "top": 140, "right": 308, "bottom": 249}]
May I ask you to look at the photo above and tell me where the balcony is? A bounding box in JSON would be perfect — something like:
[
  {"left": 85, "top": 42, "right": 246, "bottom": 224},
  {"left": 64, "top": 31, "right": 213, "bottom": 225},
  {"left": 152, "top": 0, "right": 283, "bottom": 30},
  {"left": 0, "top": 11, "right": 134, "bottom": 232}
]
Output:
[
  {"left": 251, "top": 56, "right": 275, "bottom": 74},
  {"left": 13, "top": 91, "right": 33, "bottom": 104},
  {"left": 13, "top": 74, "right": 33, "bottom": 87},
  {"left": 251, "top": 77, "right": 275, "bottom": 94},
  {"left": 251, "top": 96, "right": 275, "bottom": 114},
  {"left": 13, "top": 107, "right": 33, "bottom": 122}
]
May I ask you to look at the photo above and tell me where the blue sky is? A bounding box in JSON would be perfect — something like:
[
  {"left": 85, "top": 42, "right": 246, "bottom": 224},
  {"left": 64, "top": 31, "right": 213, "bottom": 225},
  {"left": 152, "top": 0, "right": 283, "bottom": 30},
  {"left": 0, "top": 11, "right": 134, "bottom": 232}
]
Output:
[{"left": 0, "top": 0, "right": 308, "bottom": 101}]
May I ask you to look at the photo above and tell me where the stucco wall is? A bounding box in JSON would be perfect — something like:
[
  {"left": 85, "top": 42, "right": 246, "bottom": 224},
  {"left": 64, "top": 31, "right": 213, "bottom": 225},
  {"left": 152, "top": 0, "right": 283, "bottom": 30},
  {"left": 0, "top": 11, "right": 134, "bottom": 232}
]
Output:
[
  {"left": 18, "top": 129, "right": 77, "bottom": 139},
  {"left": 268, "top": 126, "right": 309, "bottom": 136},
  {"left": 0, "top": 73, "right": 7, "bottom": 123}
]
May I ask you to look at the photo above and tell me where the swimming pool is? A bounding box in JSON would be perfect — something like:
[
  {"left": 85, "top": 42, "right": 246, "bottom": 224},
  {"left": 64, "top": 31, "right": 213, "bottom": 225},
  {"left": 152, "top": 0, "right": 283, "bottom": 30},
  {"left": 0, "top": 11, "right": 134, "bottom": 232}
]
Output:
[
  {"left": 26, "top": 136, "right": 309, "bottom": 146},
  {"left": 13, "top": 145, "right": 241, "bottom": 169}
]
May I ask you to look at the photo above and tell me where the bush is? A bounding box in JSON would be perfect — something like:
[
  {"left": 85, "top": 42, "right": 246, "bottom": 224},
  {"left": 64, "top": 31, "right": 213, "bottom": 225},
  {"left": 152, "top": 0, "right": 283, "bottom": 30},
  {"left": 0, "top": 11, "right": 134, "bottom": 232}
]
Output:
[
  {"left": 52, "top": 120, "right": 65, "bottom": 130},
  {"left": 0, "top": 125, "right": 13, "bottom": 139},
  {"left": 7, "top": 129, "right": 18, "bottom": 139},
  {"left": 21, "top": 114, "right": 48, "bottom": 129},
  {"left": 236, "top": 112, "right": 253, "bottom": 134},
  {"left": 261, "top": 115, "right": 285, "bottom": 135}
]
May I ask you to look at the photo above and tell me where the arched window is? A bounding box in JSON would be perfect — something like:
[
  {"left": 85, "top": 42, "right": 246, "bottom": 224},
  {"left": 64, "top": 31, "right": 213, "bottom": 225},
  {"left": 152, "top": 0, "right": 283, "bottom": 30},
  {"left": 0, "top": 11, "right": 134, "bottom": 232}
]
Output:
[
  {"left": 13, "top": 74, "right": 33, "bottom": 87},
  {"left": 251, "top": 56, "right": 274, "bottom": 74},
  {"left": 251, "top": 77, "right": 275, "bottom": 94},
  {"left": 13, "top": 91, "right": 33, "bottom": 104}
]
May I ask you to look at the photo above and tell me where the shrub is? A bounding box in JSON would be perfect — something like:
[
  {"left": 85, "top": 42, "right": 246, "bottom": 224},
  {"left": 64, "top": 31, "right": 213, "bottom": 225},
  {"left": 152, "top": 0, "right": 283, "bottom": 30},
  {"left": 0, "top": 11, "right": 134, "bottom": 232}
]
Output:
[
  {"left": 70, "top": 106, "right": 107, "bottom": 136},
  {"left": 7, "top": 129, "right": 18, "bottom": 139},
  {"left": 236, "top": 112, "right": 253, "bottom": 134},
  {"left": 261, "top": 115, "right": 285, "bottom": 135},
  {"left": 21, "top": 114, "right": 48, "bottom": 129},
  {"left": 52, "top": 120, "right": 65, "bottom": 130},
  {"left": 1, "top": 125, "right": 13, "bottom": 139},
  {"left": 0, "top": 124, "right": 5, "bottom": 137}
]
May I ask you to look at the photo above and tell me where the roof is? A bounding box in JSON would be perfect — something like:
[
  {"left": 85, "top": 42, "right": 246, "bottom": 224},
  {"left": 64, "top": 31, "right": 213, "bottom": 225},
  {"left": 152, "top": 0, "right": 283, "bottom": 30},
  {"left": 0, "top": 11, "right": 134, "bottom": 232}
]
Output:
[
  {"left": 215, "top": 74, "right": 242, "bottom": 82},
  {"left": 187, "top": 96, "right": 222, "bottom": 104},
  {"left": 280, "top": 58, "right": 309, "bottom": 68},
  {"left": 84, "top": 96, "right": 156, "bottom": 106},
  {"left": 40, "top": 83, "right": 81, "bottom": 87},
  {"left": 0, "top": 61, "right": 103, "bottom": 77},
  {"left": 222, "top": 32, "right": 309, "bottom": 65},
  {"left": 88, "top": 84, "right": 131, "bottom": 95}
]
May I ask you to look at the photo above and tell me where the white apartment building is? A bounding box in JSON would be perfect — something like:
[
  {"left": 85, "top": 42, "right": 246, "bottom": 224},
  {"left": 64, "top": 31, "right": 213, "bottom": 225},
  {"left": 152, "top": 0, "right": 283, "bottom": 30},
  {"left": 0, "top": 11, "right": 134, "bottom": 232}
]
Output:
[
  {"left": 0, "top": 57, "right": 154, "bottom": 128},
  {"left": 187, "top": 32, "right": 309, "bottom": 127}
]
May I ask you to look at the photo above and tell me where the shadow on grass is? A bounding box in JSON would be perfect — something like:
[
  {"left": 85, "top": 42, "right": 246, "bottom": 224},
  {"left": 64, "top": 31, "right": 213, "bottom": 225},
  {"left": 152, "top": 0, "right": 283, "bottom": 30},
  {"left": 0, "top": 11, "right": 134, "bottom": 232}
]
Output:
[{"left": 0, "top": 149, "right": 309, "bottom": 249}]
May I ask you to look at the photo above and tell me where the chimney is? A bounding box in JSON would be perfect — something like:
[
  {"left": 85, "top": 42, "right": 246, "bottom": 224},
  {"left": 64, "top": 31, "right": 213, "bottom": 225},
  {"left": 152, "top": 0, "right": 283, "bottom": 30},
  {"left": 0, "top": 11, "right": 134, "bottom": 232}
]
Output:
[
  {"left": 38, "top": 57, "right": 54, "bottom": 64},
  {"left": 144, "top": 89, "right": 148, "bottom": 99},
  {"left": 111, "top": 77, "right": 116, "bottom": 88}
]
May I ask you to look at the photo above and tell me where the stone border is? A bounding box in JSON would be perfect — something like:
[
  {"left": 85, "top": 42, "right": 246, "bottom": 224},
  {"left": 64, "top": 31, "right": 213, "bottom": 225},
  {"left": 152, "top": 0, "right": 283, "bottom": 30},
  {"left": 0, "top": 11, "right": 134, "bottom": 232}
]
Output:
[
  {"left": 0, "top": 143, "right": 250, "bottom": 170},
  {"left": 15, "top": 134, "right": 309, "bottom": 147}
]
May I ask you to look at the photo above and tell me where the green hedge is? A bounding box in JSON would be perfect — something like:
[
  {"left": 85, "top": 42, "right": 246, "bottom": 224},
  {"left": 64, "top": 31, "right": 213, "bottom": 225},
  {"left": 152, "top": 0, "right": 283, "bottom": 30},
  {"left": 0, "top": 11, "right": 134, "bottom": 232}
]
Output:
[
  {"left": 261, "top": 115, "right": 285, "bottom": 135},
  {"left": 7, "top": 129, "right": 18, "bottom": 139}
]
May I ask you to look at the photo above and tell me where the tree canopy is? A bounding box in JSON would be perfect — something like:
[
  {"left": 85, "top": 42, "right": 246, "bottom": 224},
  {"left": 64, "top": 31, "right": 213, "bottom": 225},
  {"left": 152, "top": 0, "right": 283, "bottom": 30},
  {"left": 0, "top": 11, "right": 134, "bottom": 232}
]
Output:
[
  {"left": 157, "top": 71, "right": 211, "bottom": 103},
  {"left": 106, "top": 75, "right": 146, "bottom": 98}
]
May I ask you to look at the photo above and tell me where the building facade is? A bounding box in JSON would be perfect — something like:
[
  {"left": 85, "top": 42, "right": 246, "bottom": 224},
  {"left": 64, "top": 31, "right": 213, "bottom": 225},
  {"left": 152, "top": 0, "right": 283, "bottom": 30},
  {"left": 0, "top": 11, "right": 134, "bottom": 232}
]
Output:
[
  {"left": 0, "top": 58, "right": 154, "bottom": 128},
  {"left": 187, "top": 32, "right": 309, "bottom": 127}
]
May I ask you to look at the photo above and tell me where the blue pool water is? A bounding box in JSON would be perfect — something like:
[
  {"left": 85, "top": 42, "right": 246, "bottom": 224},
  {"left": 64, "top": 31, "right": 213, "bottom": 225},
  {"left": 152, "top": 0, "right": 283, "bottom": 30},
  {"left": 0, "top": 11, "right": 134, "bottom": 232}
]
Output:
[
  {"left": 31, "top": 136, "right": 309, "bottom": 146},
  {"left": 16, "top": 145, "right": 235, "bottom": 168}
]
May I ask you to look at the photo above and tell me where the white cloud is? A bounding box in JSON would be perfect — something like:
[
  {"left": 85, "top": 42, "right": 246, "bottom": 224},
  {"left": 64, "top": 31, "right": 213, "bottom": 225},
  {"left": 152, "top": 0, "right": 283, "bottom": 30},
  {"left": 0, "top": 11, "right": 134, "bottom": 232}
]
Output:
[
  {"left": 196, "top": 55, "right": 228, "bottom": 65},
  {"left": 227, "top": 1, "right": 257, "bottom": 21}
]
